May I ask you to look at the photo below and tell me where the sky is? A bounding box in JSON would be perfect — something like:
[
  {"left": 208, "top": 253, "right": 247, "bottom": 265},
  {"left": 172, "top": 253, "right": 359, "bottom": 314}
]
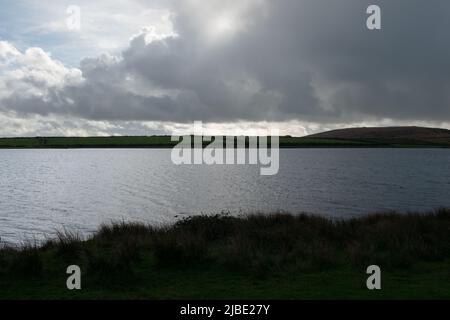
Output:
[{"left": 1, "top": 0, "right": 450, "bottom": 137}]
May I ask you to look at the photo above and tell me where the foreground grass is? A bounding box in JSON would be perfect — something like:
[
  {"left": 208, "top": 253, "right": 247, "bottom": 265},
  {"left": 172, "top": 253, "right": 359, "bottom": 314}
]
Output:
[{"left": 1, "top": 210, "right": 450, "bottom": 299}]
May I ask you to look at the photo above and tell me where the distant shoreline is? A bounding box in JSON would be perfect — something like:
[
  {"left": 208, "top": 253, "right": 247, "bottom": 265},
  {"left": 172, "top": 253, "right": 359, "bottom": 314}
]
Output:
[
  {"left": 2, "top": 126, "right": 450, "bottom": 148},
  {"left": 1, "top": 135, "right": 450, "bottom": 149}
]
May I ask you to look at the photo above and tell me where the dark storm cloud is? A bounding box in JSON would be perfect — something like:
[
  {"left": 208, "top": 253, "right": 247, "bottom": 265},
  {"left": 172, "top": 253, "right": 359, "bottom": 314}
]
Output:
[{"left": 2, "top": 0, "right": 450, "bottom": 123}]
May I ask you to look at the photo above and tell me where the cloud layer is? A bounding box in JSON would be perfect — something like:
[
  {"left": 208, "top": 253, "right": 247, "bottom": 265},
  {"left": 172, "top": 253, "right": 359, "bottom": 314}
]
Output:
[{"left": 1, "top": 0, "right": 450, "bottom": 136}]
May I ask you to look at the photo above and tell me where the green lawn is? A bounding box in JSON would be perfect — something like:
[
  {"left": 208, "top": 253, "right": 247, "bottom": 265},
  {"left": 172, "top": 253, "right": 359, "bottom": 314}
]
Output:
[{"left": 1, "top": 260, "right": 450, "bottom": 300}]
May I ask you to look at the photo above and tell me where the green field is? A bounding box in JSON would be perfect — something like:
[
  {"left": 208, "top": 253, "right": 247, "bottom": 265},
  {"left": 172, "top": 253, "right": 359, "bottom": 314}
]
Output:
[
  {"left": 1, "top": 210, "right": 450, "bottom": 299},
  {"left": 0, "top": 135, "right": 447, "bottom": 148},
  {"left": 0, "top": 136, "right": 176, "bottom": 148}
]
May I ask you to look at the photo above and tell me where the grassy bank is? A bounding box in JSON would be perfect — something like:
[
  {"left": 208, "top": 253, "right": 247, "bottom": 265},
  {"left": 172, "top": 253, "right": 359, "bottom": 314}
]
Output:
[
  {"left": 1, "top": 210, "right": 450, "bottom": 299},
  {"left": 0, "top": 136, "right": 448, "bottom": 148}
]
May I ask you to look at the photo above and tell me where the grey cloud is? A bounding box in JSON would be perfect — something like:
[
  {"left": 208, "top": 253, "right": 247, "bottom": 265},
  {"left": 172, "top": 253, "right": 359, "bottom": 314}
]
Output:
[{"left": 2, "top": 0, "right": 450, "bottom": 124}]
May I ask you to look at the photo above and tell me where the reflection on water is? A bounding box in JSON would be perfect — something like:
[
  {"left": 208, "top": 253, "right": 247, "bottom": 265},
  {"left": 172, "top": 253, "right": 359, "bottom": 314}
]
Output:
[{"left": 0, "top": 148, "right": 449, "bottom": 243}]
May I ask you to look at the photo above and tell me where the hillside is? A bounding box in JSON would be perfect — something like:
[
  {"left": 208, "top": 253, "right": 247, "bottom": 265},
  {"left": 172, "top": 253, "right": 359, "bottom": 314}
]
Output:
[{"left": 306, "top": 126, "right": 450, "bottom": 146}]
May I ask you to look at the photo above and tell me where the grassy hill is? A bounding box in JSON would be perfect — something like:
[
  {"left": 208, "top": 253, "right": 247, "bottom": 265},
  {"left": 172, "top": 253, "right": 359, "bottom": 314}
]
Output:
[{"left": 306, "top": 126, "right": 450, "bottom": 147}]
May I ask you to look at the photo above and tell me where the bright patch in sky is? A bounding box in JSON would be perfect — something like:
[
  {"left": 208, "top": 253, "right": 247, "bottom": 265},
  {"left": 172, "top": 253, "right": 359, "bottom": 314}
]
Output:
[{"left": 212, "top": 15, "right": 236, "bottom": 35}]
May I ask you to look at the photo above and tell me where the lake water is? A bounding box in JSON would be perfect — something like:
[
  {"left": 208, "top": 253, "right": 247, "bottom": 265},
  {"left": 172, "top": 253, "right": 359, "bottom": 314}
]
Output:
[{"left": 1, "top": 148, "right": 449, "bottom": 244}]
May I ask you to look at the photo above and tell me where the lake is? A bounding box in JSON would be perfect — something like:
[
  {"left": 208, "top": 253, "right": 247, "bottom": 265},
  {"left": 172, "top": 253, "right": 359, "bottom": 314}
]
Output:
[{"left": 1, "top": 148, "right": 449, "bottom": 244}]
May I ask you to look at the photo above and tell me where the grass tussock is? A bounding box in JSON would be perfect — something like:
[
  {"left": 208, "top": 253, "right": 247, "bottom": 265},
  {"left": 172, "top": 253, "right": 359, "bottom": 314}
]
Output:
[{"left": 1, "top": 209, "right": 450, "bottom": 282}]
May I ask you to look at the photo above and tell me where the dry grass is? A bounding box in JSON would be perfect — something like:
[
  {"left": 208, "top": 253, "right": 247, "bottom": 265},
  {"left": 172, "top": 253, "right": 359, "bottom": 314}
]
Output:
[{"left": 1, "top": 209, "right": 450, "bottom": 281}]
